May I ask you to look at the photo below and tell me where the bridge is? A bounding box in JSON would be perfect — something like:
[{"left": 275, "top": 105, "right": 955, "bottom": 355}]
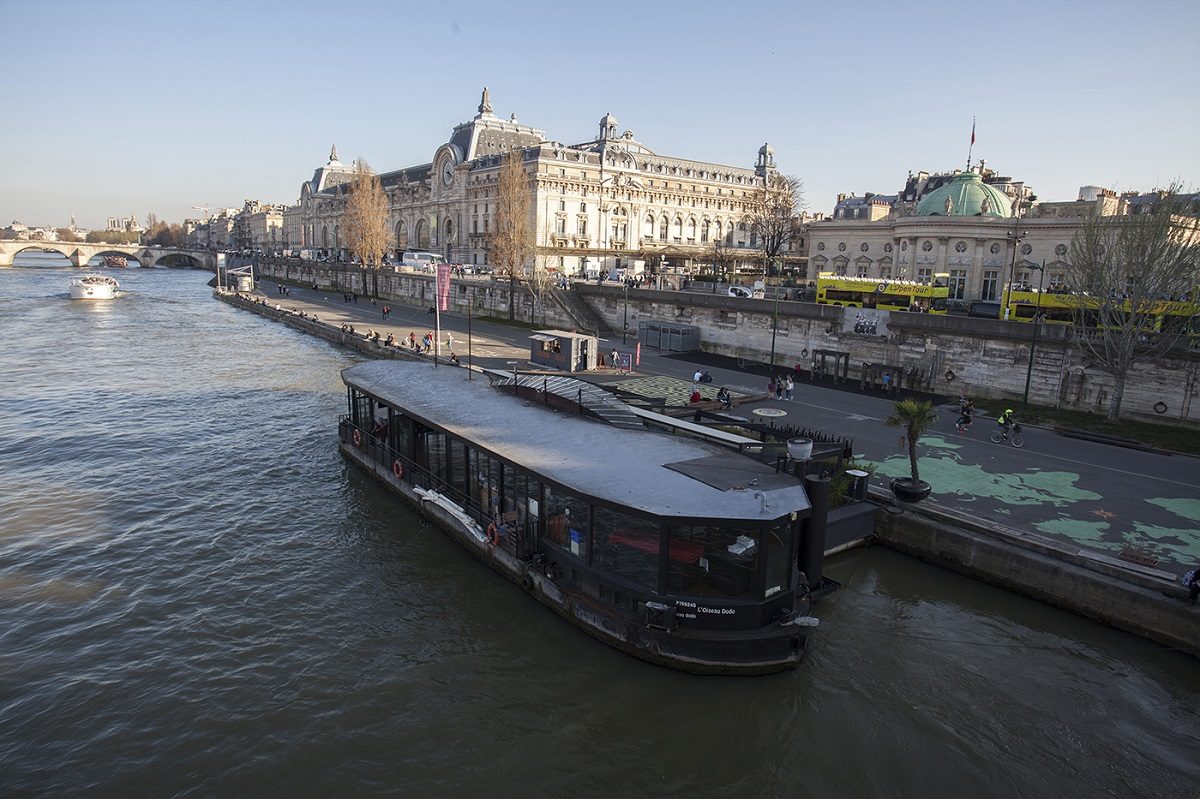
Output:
[{"left": 0, "top": 241, "right": 217, "bottom": 270}]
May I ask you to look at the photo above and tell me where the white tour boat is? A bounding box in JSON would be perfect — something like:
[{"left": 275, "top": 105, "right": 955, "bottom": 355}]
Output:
[{"left": 69, "top": 273, "right": 121, "bottom": 300}]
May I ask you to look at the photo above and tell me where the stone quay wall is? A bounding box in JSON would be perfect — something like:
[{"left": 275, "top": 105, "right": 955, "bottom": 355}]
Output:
[
  {"left": 572, "top": 284, "right": 1200, "bottom": 424},
  {"left": 256, "top": 259, "right": 1199, "bottom": 423}
]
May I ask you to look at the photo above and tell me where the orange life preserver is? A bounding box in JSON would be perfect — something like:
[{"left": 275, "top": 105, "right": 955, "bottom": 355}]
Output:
[
  {"left": 486, "top": 523, "right": 499, "bottom": 546},
  {"left": 392, "top": 460, "right": 404, "bottom": 479},
  {"left": 352, "top": 428, "right": 362, "bottom": 447}
]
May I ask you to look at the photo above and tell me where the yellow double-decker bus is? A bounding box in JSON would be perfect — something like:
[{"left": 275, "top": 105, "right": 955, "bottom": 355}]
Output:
[
  {"left": 816, "top": 272, "right": 950, "bottom": 313},
  {"left": 1002, "top": 286, "right": 1200, "bottom": 334}
]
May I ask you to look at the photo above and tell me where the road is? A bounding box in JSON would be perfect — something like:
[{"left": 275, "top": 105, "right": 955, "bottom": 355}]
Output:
[{"left": 256, "top": 282, "right": 1200, "bottom": 575}]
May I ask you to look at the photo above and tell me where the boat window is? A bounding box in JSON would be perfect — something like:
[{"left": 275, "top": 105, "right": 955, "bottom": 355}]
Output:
[
  {"left": 763, "top": 522, "right": 793, "bottom": 598},
  {"left": 593, "top": 506, "right": 661, "bottom": 591},
  {"left": 424, "top": 429, "right": 447, "bottom": 488},
  {"left": 448, "top": 440, "right": 469, "bottom": 499},
  {"left": 666, "top": 525, "right": 759, "bottom": 600},
  {"left": 544, "top": 484, "right": 590, "bottom": 560}
]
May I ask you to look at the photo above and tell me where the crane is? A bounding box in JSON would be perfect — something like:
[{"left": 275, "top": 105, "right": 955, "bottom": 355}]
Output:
[{"left": 191, "top": 204, "right": 212, "bottom": 219}]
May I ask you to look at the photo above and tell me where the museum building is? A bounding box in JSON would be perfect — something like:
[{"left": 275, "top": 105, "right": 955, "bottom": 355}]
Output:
[{"left": 282, "top": 89, "right": 805, "bottom": 275}]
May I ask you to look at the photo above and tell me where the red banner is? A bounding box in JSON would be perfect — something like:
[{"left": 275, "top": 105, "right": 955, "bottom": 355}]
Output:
[{"left": 436, "top": 264, "right": 451, "bottom": 311}]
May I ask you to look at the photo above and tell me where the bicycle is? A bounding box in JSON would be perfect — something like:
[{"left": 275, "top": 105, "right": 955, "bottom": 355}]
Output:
[{"left": 989, "top": 422, "right": 1025, "bottom": 448}]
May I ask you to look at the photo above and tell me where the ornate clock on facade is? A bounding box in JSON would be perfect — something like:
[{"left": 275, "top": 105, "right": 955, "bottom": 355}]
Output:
[{"left": 441, "top": 160, "right": 454, "bottom": 188}]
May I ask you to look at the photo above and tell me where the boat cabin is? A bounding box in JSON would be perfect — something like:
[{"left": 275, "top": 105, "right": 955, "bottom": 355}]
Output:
[{"left": 528, "top": 329, "right": 598, "bottom": 372}]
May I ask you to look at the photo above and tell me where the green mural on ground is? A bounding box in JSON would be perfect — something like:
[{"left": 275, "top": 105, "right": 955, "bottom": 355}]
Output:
[{"left": 867, "top": 438, "right": 1100, "bottom": 508}]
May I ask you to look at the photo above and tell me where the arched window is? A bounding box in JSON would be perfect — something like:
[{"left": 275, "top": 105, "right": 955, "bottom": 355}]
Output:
[
  {"left": 333, "top": 225, "right": 339, "bottom": 249},
  {"left": 686, "top": 217, "right": 697, "bottom": 241},
  {"left": 658, "top": 216, "right": 668, "bottom": 240},
  {"left": 644, "top": 214, "right": 655, "bottom": 239},
  {"left": 321, "top": 226, "right": 328, "bottom": 247},
  {"left": 701, "top": 220, "right": 710, "bottom": 243},
  {"left": 395, "top": 220, "right": 408, "bottom": 250},
  {"left": 415, "top": 219, "right": 430, "bottom": 249}
]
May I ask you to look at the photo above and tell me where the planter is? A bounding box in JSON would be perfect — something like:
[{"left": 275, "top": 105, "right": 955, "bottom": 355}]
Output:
[
  {"left": 890, "top": 477, "right": 932, "bottom": 504},
  {"left": 787, "top": 437, "right": 814, "bottom": 460}
]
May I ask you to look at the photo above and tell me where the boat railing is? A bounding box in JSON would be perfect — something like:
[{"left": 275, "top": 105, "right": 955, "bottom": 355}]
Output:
[{"left": 338, "top": 417, "right": 537, "bottom": 560}]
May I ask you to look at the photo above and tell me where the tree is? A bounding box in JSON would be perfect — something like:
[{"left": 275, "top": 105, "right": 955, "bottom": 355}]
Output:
[
  {"left": 489, "top": 149, "right": 534, "bottom": 320},
  {"left": 56, "top": 227, "right": 81, "bottom": 243},
  {"left": 746, "top": 173, "right": 805, "bottom": 276},
  {"left": 709, "top": 239, "right": 738, "bottom": 281},
  {"left": 342, "top": 159, "right": 391, "bottom": 268},
  {"left": 1063, "top": 186, "right": 1200, "bottom": 420},
  {"left": 885, "top": 398, "right": 938, "bottom": 484}
]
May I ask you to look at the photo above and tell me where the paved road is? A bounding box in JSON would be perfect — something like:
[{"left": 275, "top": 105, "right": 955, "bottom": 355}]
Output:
[{"left": 253, "top": 283, "right": 1200, "bottom": 575}]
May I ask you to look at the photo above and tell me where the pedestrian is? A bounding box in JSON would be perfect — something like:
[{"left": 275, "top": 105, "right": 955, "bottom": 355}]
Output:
[
  {"left": 610, "top": 348, "right": 619, "bottom": 370},
  {"left": 785, "top": 375, "right": 794, "bottom": 400},
  {"left": 409, "top": 332, "right": 417, "bottom": 350},
  {"left": 767, "top": 377, "right": 776, "bottom": 398},
  {"left": 352, "top": 293, "right": 358, "bottom": 304},
  {"left": 882, "top": 371, "right": 892, "bottom": 393},
  {"left": 446, "top": 332, "right": 454, "bottom": 350}
]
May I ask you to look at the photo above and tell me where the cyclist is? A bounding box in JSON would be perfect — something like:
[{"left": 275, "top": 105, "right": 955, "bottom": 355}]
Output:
[
  {"left": 996, "top": 407, "right": 1016, "bottom": 438},
  {"left": 956, "top": 398, "right": 975, "bottom": 434}
]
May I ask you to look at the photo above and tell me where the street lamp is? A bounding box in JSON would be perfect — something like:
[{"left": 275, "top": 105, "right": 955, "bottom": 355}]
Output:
[
  {"left": 1021, "top": 260, "right": 1046, "bottom": 410},
  {"left": 768, "top": 258, "right": 780, "bottom": 369},
  {"left": 622, "top": 280, "right": 629, "bottom": 345},
  {"left": 1003, "top": 198, "right": 1028, "bottom": 320}
]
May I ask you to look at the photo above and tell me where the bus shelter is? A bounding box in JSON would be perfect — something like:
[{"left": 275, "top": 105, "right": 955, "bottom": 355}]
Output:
[{"left": 529, "top": 330, "right": 599, "bottom": 373}]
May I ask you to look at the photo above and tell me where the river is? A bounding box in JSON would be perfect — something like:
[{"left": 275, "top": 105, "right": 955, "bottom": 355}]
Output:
[{"left": 1, "top": 259, "right": 1197, "bottom": 797}]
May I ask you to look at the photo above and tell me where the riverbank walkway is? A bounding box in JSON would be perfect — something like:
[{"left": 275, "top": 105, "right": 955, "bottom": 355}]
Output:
[{"left": 230, "top": 284, "right": 1200, "bottom": 585}]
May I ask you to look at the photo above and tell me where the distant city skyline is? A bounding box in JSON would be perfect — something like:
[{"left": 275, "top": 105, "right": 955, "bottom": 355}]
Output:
[{"left": 2, "top": 0, "right": 1197, "bottom": 230}]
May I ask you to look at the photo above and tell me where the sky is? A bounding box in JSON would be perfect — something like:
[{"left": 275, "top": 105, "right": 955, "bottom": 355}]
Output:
[{"left": 2, "top": 0, "right": 1198, "bottom": 230}]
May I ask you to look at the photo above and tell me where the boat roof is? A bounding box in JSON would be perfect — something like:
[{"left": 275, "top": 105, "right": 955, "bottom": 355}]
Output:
[{"left": 342, "top": 360, "right": 810, "bottom": 523}]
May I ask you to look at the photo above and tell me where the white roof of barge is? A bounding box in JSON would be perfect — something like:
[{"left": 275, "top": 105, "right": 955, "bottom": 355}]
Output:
[{"left": 342, "top": 360, "right": 810, "bottom": 522}]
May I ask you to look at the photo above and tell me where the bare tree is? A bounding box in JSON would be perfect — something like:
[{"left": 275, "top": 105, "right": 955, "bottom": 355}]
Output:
[
  {"left": 745, "top": 173, "right": 805, "bottom": 276},
  {"left": 489, "top": 149, "right": 534, "bottom": 320},
  {"left": 1063, "top": 185, "right": 1200, "bottom": 420},
  {"left": 708, "top": 239, "right": 738, "bottom": 281},
  {"left": 343, "top": 159, "right": 391, "bottom": 268}
]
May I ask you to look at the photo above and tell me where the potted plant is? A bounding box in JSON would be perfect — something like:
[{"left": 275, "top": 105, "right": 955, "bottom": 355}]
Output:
[{"left": 885, "top": 398, "right": 937, "bottom": 504}]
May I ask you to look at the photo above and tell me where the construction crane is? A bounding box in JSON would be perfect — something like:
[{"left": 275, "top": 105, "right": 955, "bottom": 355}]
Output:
[{"left": 191, "top": 204, "right": 212, "bottom": 219}]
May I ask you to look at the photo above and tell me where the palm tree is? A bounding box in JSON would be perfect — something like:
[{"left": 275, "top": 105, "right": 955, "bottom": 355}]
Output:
[{"left": 885, "top": 398, "right": 938, "bottom": 495}]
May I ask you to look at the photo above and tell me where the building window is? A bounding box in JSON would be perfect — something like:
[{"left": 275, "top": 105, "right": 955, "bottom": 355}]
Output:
[
  {"left": 1055, "top": 244, "right": 1068, "bottom": 256},
  {"left": 982, "top": 270, "right": 999, "bottom": 300},
  {"left": 555, "top": 217, "right": 566, "bottom": 235},
  {"left": 701, "top": 221, "right": 710, "bottom": 243},
  {"left": 860, "top": 242, "right": 869, "bottom": 252},
  {"left": 659, "top": 217, "right": 668, "bottom": 240},
  {"left": 577, "top": 218, "right": 588, "bottom": 236},
  {"left": 990, "top": 242, "right": 1002, "bottom": 254},
  {"left": 917, "top": 267, "right": 932, "bottom": 283},
  {"left": 949, "top": 269, "right": 968, "bottom": 299},
  {"left": 558, "top": 200, "right": 565, "bottom": 211},
  {"left": 921, "top": 240, "right": 933, "bottom": 252},
  {"left": 955, "top": 241, "right": 968, "bottom": 253}
]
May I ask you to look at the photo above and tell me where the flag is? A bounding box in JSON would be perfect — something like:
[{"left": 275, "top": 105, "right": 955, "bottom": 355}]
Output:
[
  {"left": 970, "top": 119, "right": 976, "bottom": 147},
  {"left": 436, "top": 264, "right": 451, "bottom": 311}
]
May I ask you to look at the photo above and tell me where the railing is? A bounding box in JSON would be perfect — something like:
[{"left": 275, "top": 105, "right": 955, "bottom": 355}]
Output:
[{"left": 338, "top": 418, "right": 537, "bottom": 560}]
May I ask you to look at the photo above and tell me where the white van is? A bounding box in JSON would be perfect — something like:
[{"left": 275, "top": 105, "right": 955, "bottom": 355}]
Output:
[{"left": 399, "top": 251, "right": 445, "bottom": 272}]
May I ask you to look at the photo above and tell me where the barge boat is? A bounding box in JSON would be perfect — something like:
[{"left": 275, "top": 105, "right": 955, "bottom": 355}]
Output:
[{"left": 339, "top": 360, "right": 834, "bottom": 674}]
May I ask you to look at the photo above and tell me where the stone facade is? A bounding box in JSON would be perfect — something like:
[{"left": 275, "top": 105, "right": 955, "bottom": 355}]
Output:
[{"left": 285, "top": 89, "right": 806, "bottom": 276}]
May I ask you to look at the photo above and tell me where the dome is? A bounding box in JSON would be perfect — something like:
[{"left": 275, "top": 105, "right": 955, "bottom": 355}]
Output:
[{"left": 915, "top": 171, "right": 1012, "bottom": 218}]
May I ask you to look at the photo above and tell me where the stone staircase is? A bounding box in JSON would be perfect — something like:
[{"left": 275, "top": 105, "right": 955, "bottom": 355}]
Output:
[
  {"left": 550, "top": 290, "right": 614, "bottom": 338},
  {"left": 495, "top": 373, "right": 644, "bottom": 429}
]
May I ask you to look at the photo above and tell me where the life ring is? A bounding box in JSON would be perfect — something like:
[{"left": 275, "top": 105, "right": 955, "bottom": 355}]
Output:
[
  {"left": 352, "top": 429, "right": 362, "bottom": 447},
  {"left": 392, "top": 460, "right": 404, "bottom": 479},
  {"left": 486, "top": 523, "right": 499, "bottom": 546},
  {"left": 1154, "top": 401, "right": 1168, "bottom": 415},
  {"left": 945, "top": 369, "right": 956, "bottom": 382},
  {"left": 801, "top": 348, "right": 809, "bottom": 358}
]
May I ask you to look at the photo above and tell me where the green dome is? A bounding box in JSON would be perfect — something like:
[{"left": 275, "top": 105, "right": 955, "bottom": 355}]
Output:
[{"left": 916, "top": 171, "right": 1012, "bottom": 217}]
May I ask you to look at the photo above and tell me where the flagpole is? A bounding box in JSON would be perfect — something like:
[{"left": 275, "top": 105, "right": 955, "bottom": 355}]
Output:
[
  {"left": 435, "top": 302, "right": 441, "bottom": 367},
  {"left": 467, "top": 297, "right": 473, "bottom": 379},
  {"left": 966, "top": 116, "right": 976, "bottom": 172}
]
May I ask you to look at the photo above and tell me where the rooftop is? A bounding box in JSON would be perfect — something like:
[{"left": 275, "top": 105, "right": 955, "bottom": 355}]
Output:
[{"left": 342, "top": 360, "right": 810, "bottom": 522}]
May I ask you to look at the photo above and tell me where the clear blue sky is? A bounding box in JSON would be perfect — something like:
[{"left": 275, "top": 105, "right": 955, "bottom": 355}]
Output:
[{"left": 2, "top": 0, "right": 1197, "bottom": 230}]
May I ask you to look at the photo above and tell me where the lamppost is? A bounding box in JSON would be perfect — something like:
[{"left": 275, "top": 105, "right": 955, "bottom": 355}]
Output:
[
  {"left": 768, "top": 258, "right": 781, "bottom": 369},
  {"left": 1004, "top": 199, "right": 1028, "bottom": 320},
  {"left": 1020, "top": 260, "right": 1046, "bottom": 410},
  {"left": 622, "top": 280, "right": 629, "bottom": 345}
]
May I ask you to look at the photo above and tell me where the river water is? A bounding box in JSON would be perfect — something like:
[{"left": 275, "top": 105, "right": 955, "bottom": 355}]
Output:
[{"left": 1, "top": 260, "right": 1197, "bottom": 798}]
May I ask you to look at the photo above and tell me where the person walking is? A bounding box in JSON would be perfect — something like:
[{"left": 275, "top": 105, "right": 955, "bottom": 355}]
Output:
[
  {"left": 785, "top": 375, "right": 794, "bottom": 400},
  {"left": 445, "top": 332, "right": 455, "bottom": 351},
  {"left": 767, "top": 376, "right": 776, "bottom": 399},
  {"left": 610, "top": 348, "right": 620, "bottom": 370}
]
